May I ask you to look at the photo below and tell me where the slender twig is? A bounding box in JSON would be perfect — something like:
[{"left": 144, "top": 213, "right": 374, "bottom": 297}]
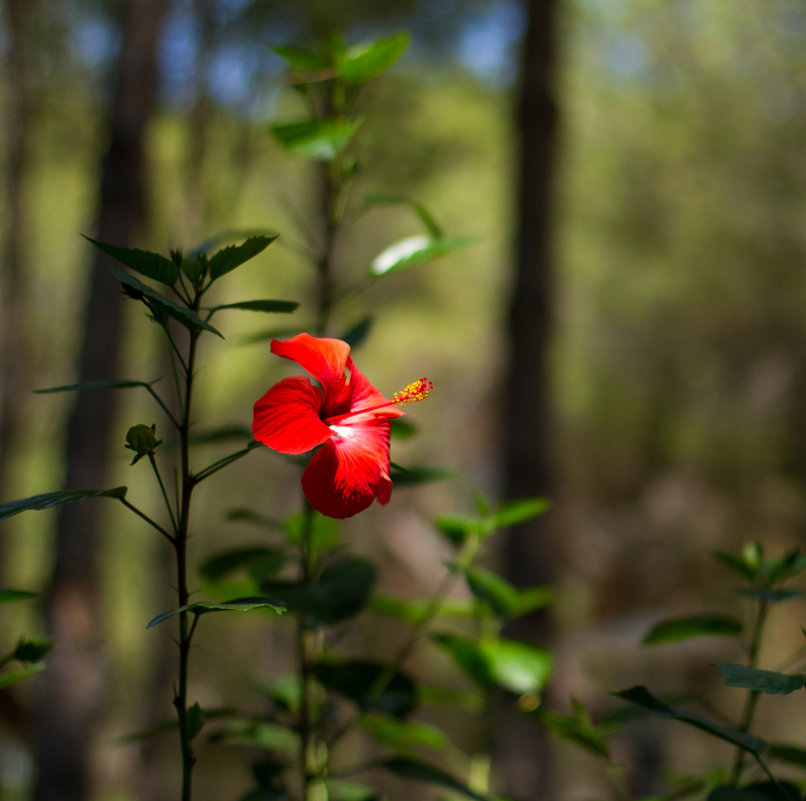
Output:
[
  {"left": 149, "top": 453, "right": 178, "bottom": 534},
  {"left": 146, "top": 384, "right": 181, "bottom": 430},
  {"left": 192, "top": 443, "right": 259, "bottom": 484},
  {"left": 118, "top": 497, "right": 174, "bottom": 544}
]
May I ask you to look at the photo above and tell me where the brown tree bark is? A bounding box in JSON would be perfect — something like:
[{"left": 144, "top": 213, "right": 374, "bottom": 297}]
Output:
[
  {"left": 496, "top": 0, "right": 560, "bottom": 797},
  {"left": 33, "top": 2, "right": 167, "bottom": 799}
]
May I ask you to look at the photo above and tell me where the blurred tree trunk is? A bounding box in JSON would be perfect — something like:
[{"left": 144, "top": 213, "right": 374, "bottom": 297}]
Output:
[
  {"left": 496, "top": 0, "right": 560, "bottom": 798},
  {"left": 33, "top": 1, "right": 166, "bottom": 799}
]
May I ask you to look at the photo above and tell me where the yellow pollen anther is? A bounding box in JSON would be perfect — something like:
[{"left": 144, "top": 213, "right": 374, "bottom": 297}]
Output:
[{"left": 393, "top": 377, "right": 433, "bottom": 406}]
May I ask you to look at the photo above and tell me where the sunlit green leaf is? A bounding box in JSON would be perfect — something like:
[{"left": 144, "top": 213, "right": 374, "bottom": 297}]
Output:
[
  {"left": 370, "top": 235, "right": 478, "bottom": 277},
  {"left": 714, "top": 663, "right": 806, "bottom": 695},
  {"left": 271, "top": 45, "right": 331, "bottom": 73},
  {"left": 146, "top": 598, "right": 284, "bottom": 629},
  {"left": 464, "top": 567, "right": 551, "bottom": 619},
  {"left": 360, "top": 715, "right": 446, "bottom": 752},
  {"left": 377, "top": 756, "right": 487, "bottom": 801},
  {"left": 83, "top": 235, "right": 178, "bottom": 286},
  {"left": 643, "top": 614, "right": 743, "bottom": 644},
  {"left": 208, "top": 236, "right": 278, "bottom": 280},
  {"left": 270, "top": 119, "right": 362, "bottom": 161},
  {"left": 493, "top": 498, "right": 551, "bottom": 529},
  {"left": 0, "top": 487, "right": 127, "bottom": 521},
  {"left": 432, "top": 633, "right": 493, "bottom": 689},
  {"left": 480, "top": 638, "right": 553, "bottom": 695},
  {"left": 614, "top": 686, "right": 766, "bottom": 755},
  {"left": 362, "top": 193, "right": 442, "bottom": 237},
  {"left": 339, "top": 33, "right": 409, "bottom": 83}
]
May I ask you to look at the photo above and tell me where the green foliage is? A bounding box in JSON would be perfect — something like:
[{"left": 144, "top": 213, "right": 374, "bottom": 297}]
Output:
[
  {"left": 208, "top": 235, "right": 278, "bottom": 280},
  {"left": 83, "top": 235, "right": 179, "bottom": 286},
  {"left": 714, "top": 664, "right": 806, "bottom": 696},
  {"left": 376, "top": 756, "right": 488, "bottom": 801},
  {"left": 0, "top": 487, "right": 127, "bottom": 520},
  {"left": 270, "top": 119, "right": 364, "bottom": 161},
  {"left": 146, "top": 598, "right": 284, "bottom": 629},
  {"left": 642, "top": 614, "right": 744, "bottom": 645}
]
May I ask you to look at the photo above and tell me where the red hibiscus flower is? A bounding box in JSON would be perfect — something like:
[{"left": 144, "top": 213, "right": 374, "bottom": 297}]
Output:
[{"left": 252, "top": 333, "right": 432, "bottom": 519}]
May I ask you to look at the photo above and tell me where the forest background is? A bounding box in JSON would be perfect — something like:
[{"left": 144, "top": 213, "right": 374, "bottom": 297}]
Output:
[{"left": 2, "top": 1, "right": 806, "bottom": 800}]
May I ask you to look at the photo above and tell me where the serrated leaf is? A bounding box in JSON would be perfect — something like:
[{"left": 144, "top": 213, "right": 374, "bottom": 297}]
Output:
[
  {"left": 200, "top": 547, "right": 286, "bottom": 583},
  {"left": 34, "top": 379, "right": 153, "bottom": 394},
  {"left": 109, "top": 266, "right": 223, "bottom": 337},
  {"left": 0, "top": 589, "right": 37, "bottom": 604},
  {"left": 493, "top": 498, "right": 551, "bottom": 529},
  {"left": 83, "top": 235, "right": 178, "bottom": 286},
  {"left": 314, "top": 659, "right": 418, "bottom": 718},
  {"left": 464, "top": 567, "right": 551, "bottom": 619},
  {"left": 208, "top": 299, "right": 298, "bottom": 314},
  {"left": 339, "top": 33, "right": 409, "bottom": 83},
  {"left": 187, "top": 702, "right": 205, "bottom": 740},
  {"left": 377, "top": 756, "right": 487, "bottom": 801},
  {"left": 370, "top": 235, "right": 478, "bottom": 277},
  {"left": 643, "top": 614, "right": 744, "bottom": 645},
  {"left": 208, "top": 236, "right": 278, "bottom": 280},
  {"left": 362, "top": 193, "right": 442, "bottom": 238},
  {"left": 146, "top": 598, "right": 284, "bottom": 629},
  {"left": 390, "top": 464, "right": 455, "bottom": 487},
  {"left": 270, "top": 119, "right": 362, "bottom": 161},
  {"left": 0, "top": 487, "right": 127, "bottom": 521},
  {"left": 361, "top": 715, "right": 446, "bottom": 752},
  {"left": 613, "top": 686, "right": 766, "bottom": 755},
  {"left": 714, "top": 663, "right": 806, "bottom": 695},
  {"left": 0, "top": 664, "right": 45, "bottom": 688}
]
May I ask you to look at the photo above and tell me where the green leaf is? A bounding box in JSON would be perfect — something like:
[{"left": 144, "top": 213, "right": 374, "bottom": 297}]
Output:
[
  {"left": 109, "top": 266, "right": 223, "bottom": 337},
  {"left": 370, "top": 595, "right": 472, "bottom": 623},
  {"left": 342, "top": 317, "right": 373, "bottom": 348},
  {"left": 209, "top": 720, "right": 297, "bottom": 752},
  {"left": 464, "top": 567, "right": 551, "bottom": 619},
  {"left": 269, "top": 119, "right": 362, "bottom": 161},
  {"left": 614, "top": 686, "right": 766, "bottom": 755},
  {"left": 328, "top": 780, "right": 382, "bottom": 801},
  {"left": 370, "top": 235, "right": 478, "bottom": 277},
  {"left": 200, "top": 547, "right": 287, "bottom": 583},
  {"left": 389, "top": 418, "right": 417, "bottom": 439},
  {"left": 643, "top": 614, "right": 744, "bottom": 644},
  {"left": 270, "top": 44, "right": 331, "bottom": 73},
  {"left": 339, "top": 33, "right": 409, "bottom": 83},
  {"left": 542, "top": 710, "right": 611, "bottom": 758},
  {"left": 12, "top": 639, "right": 54, "bottom": 663},
  {"left": 283, "top": 510, "right": 341, "bottom": 555},
  {"left": 362, "top": 193, "right": 442, "bottom": 238},
  {"left": 493, "top": 498, "right": 552, "bottom": 529},
  {"left": 713, "top": 550, "right": 757, "bottom": 582},
  {"left": 83, "top": 235, "right": 178, "bottom": 286},
  {"left": 314, "top": 659, "right": 418, "bottom": 718},
  {"left": 146, "top": 597, "right": 284, "bottom": 629},
  {"left": 390, "top": 464, "right": 455, "bottom": 487},
  {"left": 0, "top": 589, "right": 37, "bottom": 604},
  {"left": 0, "top": 487, "right": 127, "bottom": 521},
  {"left": 187, "top": 702, "right": 205, "bottom": 740},
  {"left": 360, "top": 715, "right": 446, "bottom": 752},
  {"left": 208, "top": 236, "right": 278, "bottom": 281},
  {"left": 0, "top": 664, "right": 45, "bottom": 688},
  {"left": 480, "top": 638, "right": 553, "bottom": 695},
  {"left": 768, "top": 743, "right": 806, "bottom": 767},
  {"left": 262, "top": 556, "right": 375, "bottom": 625},
  {"left": 377, "top": 756, "right": 488, "bottom": 801},
  {"left": 714, "top": 663, "right": 806, "bottom": 695},
  {"left": 432, "top": 633, "right": 493, "bottom": 689},
  {"left": 208, "top": 299, "right": 298, "bottom": 315},
  {"left": 735, "top": 588, "right": 806, "bottom": 603},
  {"left": 434, "top": 515, "right": 485, "bottom": 547},
  {"left": 708, "top": 782, "right": 802, "bottom": 801},
  {"left": 34, "top": 378, "right": 153, "bottom": 394}
]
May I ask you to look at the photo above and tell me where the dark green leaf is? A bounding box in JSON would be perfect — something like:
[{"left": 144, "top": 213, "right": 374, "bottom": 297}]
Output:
[
  {"left": 271, "top": 44, "right": 331, "bottom": 73},
  {"left": 432, "top": 633, "right": 493, "bottom": 689},
  {"left": 360, "top": 715, "right": 446, "bottom": 752},
  {"left": 313, "top": 659, "right": 418, "bottom": 718},
  {"left": 434, "top": 515, "right": 484, "bottom": 547},
  {"left": 208, "top": 236, "right": 278, "bottom": 280},
  {"left": 146, "top": 597, "right": 284, "bottom": 628},
  {"left": 735, "top": 588, "right": 806, "bottom": 603},
  {"left": 643, "top": 614, "right": 744, "bottom": 644},
  {"left": 339, "top": 33, "right": 409, "bottom": 83},
  {"left": 12, "top": 639, "right": 54, "bottom": 663},
  {"left": 389, "top": 418, "right": 417, "bottom": 439},
  {"left": 377, "top": 756, "right": 487, "bottom": 801},
  {"left": 362, "top": 193, "right": 442, "bottom": 238},
  {"left": 83, "top": 235, "right": 178, "bottom": 286},
  {"left": 209, "top": 299, "right": 298, "bottom": 315},
  {"left": 187, "top": 703, "right": 205, "bottom": 740},
  {"left": 262, "top": 557, "right": 375, "bottom": 625},
  {"left": 0, "top": 665, "right": 45, "bottom": 688},
  {"left": 709, "top": 782, "right": 802, "bottom": 801},
  {"left": 342, "top": 317, "right": 373, "bottom": 348},
  {"left": 370, "top": 235, "right": 479, "bottom": 277},
  {"left": 0, "top": 487, "right": 127, "bottom": 521},
  {"left": 768, "top": 743, "right": 806, "bottom": 767},
  {"left": 614, "top": 686, "right": 766, "bottom": 755},
  {"left": 34, "top": 379, "right": 153, "bottom": 394},
  {"left": 269, "top": 119, "right": 362, "bottom": 161},
  {"left": 713, "top": 550, "right": 757, "bottom": 582},
  {"left": 714, "top": 663, "right": 806, "bottom": 695},
  {"left": 109, "top": 266, "right": 223, "bottom": 337},
  {"left": 464, "top": 567, "right": 551, "bottom": 619},
  {"left": 493, "top": 498, "right": 551, "bottom": 529},
  {"left": 200, "top": 547, "right": 287, "bottom": 583},
  {"left": 0, "top": 589, "right": 37, "bottom": 604},
  {"left": 390, "top": 464, "right": 455, "bottom": 487}
]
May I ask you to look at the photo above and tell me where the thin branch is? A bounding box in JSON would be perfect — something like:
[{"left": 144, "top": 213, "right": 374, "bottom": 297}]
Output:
[{"left": 118, "top": 496, "right": 174, "bottom": 544}]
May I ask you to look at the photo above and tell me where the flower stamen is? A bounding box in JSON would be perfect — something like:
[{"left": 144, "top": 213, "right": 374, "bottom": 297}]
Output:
[{"left": 393, "top": 377, "right": 433, "bottom": 407}]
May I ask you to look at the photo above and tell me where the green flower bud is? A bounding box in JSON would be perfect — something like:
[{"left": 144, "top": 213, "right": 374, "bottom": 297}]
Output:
[{"left": 125, "top": 423, "right": 163, "bottom": 465}]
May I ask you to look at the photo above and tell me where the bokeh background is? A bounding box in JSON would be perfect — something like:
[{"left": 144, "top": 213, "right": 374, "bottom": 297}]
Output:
[{"left": 3, "top": 1, "right": 806, "bottom": 799}]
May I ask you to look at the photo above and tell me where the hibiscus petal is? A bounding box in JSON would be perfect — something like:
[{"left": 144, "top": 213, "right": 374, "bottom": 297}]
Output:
[
  {"left": 271, "top": 333, "right": 351, "bottom": 410},
  {"left": 252, "top": 377, "right": 332, "bottom": 455},
  {"left": 345, "top": 357, "right": 405, "bottom": 419},
  {"left": 301, "top": 418, "right": 393, "bottom": 518}
]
